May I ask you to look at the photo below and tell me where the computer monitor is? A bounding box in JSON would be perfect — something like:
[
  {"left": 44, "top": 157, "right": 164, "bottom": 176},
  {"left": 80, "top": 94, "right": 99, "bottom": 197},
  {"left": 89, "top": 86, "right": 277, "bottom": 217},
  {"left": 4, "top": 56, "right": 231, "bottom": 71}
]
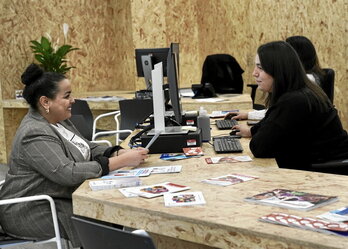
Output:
[
  {"left": 135, "top": 47, "right": 170, "bottom": 89},
  {"left": 147, "top": 62, "right": 188, "bottom": 136},
  {"left": 166, "top": 43, "right": 182, "bottom": 125}
]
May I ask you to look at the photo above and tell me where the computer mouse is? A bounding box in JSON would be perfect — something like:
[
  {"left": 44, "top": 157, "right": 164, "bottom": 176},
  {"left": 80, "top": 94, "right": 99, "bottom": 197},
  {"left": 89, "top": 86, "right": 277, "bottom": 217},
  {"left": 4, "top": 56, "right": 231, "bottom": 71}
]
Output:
[
  {"left": 224, "top": 113, "right": 238, "bottom": 120},
  {"left": 229, "top": 129, "right": 240, "bottom": 136}
]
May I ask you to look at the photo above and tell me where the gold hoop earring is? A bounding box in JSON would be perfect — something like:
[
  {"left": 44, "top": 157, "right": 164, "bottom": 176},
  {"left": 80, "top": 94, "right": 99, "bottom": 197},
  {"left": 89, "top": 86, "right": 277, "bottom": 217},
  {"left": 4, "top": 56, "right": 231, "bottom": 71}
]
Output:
[{"left": 45, "top": 108, "right": 49, "bottom": 114}]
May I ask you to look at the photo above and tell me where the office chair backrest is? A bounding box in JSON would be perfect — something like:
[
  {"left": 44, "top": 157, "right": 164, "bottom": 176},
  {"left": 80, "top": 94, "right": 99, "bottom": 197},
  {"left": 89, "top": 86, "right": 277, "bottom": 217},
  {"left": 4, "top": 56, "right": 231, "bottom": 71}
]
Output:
[
  {"left": 69, "top": 114, "right": 92, "bottom": 140},
  {"left": 71, "top": 99, "right": 94, "bottom": 140},
  {"left": 118, "top": 99, "right": 153, "bottom": 140},
  {"left": 246, "top": 84, "right": 266, "bottom": 110},
  {"left": 310, "top": 158, "right": 348, "bottom": 176},
  {"left": 71, "top": 216, "right": 156, "bottom": 249},
  {"left": 201, "top": 54, "right": 244, "bottom": 94},
  {"left": 321, "top": 68, "right": 335, "bottom": 103}
]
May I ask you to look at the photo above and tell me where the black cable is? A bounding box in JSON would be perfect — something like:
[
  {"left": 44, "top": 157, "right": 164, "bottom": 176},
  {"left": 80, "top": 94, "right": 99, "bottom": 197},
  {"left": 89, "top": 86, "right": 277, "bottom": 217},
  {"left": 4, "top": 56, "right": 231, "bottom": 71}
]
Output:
[{"left": 128, "top": 124, "right": 153, "bottom": 148}]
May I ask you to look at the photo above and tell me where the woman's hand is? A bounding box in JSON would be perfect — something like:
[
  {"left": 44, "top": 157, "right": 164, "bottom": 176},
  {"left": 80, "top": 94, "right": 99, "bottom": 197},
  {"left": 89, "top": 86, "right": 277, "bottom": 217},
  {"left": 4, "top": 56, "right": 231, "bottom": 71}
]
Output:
[
  {"left": 109, "top": 147, "right": 149, "bottom": 171},
  {"left": 115, "top": 148, "right": 131, "bottom": 156},
  {"left": 232, "top": 124, "right": 251, "bottom": 138},
  {"left": 224, "top": 112, "right": 248, "bottom": 120}
]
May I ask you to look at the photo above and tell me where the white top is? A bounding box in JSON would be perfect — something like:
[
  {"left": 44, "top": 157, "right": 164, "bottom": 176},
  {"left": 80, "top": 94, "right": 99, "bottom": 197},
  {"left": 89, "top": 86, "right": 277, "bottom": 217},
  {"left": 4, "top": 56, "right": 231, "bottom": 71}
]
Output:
[
  {"left": 51, "top": 123, "right": 91, "bottom": 160},
  {"left": 248, "top": 109, "right": 267, "bottom": 120}
]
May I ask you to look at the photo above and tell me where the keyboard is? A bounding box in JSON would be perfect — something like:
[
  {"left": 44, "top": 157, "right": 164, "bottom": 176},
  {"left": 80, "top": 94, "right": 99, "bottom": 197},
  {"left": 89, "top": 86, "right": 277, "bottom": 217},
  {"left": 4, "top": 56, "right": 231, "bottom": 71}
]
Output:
[
  {"left": 213, "top": 136, "right": 243, "bottom": 153},
  {"left": 215, "top": 119, "right": 238, "bottom": 130}
]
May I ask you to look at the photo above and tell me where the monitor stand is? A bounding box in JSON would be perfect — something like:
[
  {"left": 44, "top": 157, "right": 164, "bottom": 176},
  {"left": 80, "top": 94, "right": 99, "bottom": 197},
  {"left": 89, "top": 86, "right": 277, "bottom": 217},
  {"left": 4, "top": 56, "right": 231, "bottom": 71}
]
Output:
[{"left": 147, "top": 126, "right": 188, "bottom": 136}]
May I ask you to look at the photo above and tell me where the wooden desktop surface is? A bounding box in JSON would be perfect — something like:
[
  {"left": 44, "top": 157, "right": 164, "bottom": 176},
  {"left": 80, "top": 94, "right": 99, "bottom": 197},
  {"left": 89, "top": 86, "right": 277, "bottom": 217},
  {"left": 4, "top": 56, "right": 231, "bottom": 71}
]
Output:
[
  {"left": 0, "top": 91, "right": 251, "bottom": 164},
  {"left": 72, "top": 125, "right": 348, "bottom": 249}
]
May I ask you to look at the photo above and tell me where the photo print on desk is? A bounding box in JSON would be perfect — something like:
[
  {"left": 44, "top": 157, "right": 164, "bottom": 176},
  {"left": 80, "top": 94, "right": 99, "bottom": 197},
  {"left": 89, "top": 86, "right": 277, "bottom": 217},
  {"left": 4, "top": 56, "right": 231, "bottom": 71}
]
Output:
[
  {"left": 164, "top": 191, "right": 206, "bottom": 207},
  {"left": 182, "top": 147, "right": 204, "bottom": 157}
]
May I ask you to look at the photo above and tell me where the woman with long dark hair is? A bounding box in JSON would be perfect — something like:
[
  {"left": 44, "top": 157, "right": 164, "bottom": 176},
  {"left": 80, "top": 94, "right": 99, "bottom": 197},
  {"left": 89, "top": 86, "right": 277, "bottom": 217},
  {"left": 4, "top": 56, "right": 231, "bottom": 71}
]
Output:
[
  {"left": 285, "top": 35, "right": 325, "bottom": 86},
  {"left": 234, "top": 41, "right": 348, "bottom": 170}
]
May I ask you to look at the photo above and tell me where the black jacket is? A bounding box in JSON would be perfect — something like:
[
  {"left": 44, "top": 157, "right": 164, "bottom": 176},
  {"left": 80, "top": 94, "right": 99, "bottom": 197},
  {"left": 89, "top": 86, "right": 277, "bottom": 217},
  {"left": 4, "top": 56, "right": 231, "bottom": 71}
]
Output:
[{"left": 250, "top": 89, "right": 348, "bottom": 170}]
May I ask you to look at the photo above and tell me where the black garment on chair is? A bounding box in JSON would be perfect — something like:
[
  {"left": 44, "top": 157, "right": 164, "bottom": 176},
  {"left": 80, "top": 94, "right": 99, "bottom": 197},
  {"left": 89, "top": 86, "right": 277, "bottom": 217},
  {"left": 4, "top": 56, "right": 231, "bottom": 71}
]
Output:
[
  {"left": 201, "top": 54, "right": 244, "bottom": 94},
  {"left": 71, "top": 215, "right": 156, "bottom": 249}
]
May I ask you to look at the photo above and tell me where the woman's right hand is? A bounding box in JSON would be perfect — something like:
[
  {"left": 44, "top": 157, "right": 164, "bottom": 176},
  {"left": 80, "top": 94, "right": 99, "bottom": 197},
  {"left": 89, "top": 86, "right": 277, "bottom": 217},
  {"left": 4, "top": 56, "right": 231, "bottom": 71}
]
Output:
[
  {"left": 108, "top": 147, "right": 149, "bottom": 171},
  {"left": 232, "top": 124, "right": 251, "bottom": 138}
]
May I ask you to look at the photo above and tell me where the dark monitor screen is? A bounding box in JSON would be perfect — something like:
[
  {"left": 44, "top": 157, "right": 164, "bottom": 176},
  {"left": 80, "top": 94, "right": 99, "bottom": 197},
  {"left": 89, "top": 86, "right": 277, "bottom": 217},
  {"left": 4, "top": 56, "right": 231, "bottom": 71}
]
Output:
[
  {"left": 167, "top": 43, "right": 182, "bottom": 125},
  {"left": 135, "top": 47, "right": 169, "bottom": 89}
]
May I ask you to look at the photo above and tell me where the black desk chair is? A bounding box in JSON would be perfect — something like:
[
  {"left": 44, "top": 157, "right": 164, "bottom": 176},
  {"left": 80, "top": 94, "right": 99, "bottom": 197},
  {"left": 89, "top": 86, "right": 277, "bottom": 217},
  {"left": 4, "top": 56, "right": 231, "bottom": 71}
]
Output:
[
  {"left": 321, "top": 68, "right": 335, "bottom": 103},
  {"left": 118, "top": 99, "right": 154, "bottom": 141},
  {"left": 71, "top": 99, "right": 132, "bottom": 146},
  {"left": 71, "top": 215, "right": 156, "bottom": 249},
  {"left": 309, "top": 158, "right": 348, "bottom": 175},
  {"left": 247, "top": 84, "right": 265, "bottom": 110}
]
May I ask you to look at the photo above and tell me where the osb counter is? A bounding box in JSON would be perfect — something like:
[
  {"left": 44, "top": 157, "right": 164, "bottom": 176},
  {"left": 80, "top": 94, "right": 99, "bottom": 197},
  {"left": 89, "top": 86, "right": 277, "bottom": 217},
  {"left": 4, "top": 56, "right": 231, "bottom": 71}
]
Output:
[{"left": 72, "top": 135, "right": 348, "bottom": 249}]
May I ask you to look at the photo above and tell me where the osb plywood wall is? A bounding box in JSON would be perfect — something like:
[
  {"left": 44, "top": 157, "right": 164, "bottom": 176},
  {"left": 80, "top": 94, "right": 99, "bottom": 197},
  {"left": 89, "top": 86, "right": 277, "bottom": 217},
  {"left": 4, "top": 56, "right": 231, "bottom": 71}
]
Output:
[{"left": 0, "top": 0, "right": 347, "bottom": 129}]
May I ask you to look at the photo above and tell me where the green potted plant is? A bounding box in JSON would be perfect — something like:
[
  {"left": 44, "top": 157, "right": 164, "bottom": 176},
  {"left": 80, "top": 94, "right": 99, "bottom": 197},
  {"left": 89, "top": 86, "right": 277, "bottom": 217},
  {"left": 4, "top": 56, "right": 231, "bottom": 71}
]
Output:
[{"left": 30, "top": 24, "right": 79, "bottom": 74}]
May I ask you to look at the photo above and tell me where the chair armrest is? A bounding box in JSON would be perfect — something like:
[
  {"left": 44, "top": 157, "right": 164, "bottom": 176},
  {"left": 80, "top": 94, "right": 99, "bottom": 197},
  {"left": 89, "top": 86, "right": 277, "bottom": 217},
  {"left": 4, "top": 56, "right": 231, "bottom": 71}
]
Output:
[
  {"left": 92, "top": 111, "right": 120, "bottom": 137},
  {"left": 0, "top": 195, "right": 62, "bottom": 249},
  {"left": 92, "top": 130, "right": 132, "bottom": 142},
  {"left": 91, "top": 140, "right": 112, "bottom": 147},
  {"left": 247, "top": 83, "right": 258, "bottom": 103}
]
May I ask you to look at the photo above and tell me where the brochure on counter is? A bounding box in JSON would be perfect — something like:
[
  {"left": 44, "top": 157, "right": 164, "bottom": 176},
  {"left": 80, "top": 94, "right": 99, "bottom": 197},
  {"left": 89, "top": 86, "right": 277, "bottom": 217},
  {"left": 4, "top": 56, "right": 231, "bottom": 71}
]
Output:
[
  {"left": 160, "top": 153, "right": 196, "bottom": 161},
  {"left": 150, "top": 165, "right": 182, "bottom": 174},
  {"left": 202, "top": 173, "right": 258, "bottom": 186},
  {"left": 119, "top": 182, "right": 190, "bottom": 198},
  {"left": 205, "top": 155, "right": 252, "bottom": 164},
  {"left": 102, "top": 168, "right": 153, "bottom": 179},
  {"left": 244, "top": 189, "right": 338, "bottom": 211},
  {"left": 260, "top": 212, "right": 348, "bottom": 237},
  {"left": 317, "top": 206, "right": 348, "bottom": 224},
  {"left": 89, "top": 177, "right": 141, "bottom": 191},
  {"left": 102, "top": 165, "right": 182, "bottom": 179}
]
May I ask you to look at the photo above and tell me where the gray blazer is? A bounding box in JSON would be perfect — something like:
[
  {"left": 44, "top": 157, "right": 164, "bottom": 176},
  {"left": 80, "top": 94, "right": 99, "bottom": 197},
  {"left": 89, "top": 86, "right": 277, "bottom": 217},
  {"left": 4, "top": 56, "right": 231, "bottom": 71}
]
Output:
[{"left": 0, "top": 108, "right": 109, "bottom": 247}]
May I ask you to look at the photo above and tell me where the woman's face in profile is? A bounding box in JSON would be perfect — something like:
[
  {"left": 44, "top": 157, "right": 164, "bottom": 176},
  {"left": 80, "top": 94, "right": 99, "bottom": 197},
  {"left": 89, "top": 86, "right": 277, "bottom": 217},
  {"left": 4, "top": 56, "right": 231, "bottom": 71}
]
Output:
[
  {"left": 48, "top": 79, "right": 75, "bottom": 123},
  {"left": 252, "top": 54, "right": 274, "bottom": 93}
]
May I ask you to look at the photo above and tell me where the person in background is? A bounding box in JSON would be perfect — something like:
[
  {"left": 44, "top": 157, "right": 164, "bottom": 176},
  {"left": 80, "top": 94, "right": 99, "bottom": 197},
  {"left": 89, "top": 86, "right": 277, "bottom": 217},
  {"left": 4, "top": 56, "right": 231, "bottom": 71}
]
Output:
[
  {"left": 233, "top": 41, "right": 348, "bottom": 170},
  {"left": 285, "top": 35, "right": 325, "bottom": 86},
  {"left": 0, "top": 64, "right": 149, "bottom": 248},
  {"left": 225, "top": 35, "right": 325, "bottom": 121}
]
